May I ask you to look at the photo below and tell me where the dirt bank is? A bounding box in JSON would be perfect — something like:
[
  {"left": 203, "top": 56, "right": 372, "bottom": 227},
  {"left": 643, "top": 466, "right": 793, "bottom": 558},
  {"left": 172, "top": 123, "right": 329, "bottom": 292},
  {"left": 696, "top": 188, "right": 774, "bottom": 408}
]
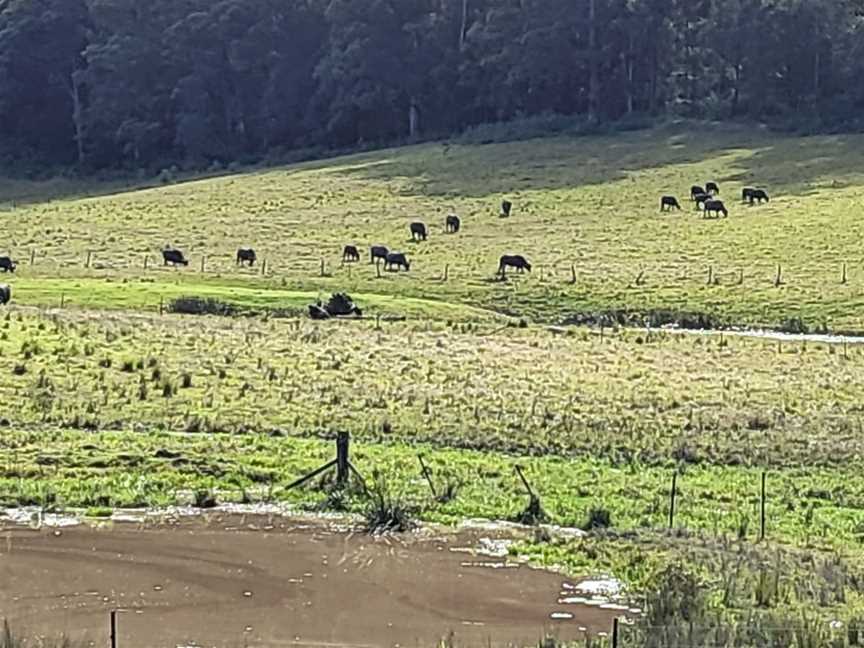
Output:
[{"left": 0, "top": 515, "right": 620, "bottom": 647}]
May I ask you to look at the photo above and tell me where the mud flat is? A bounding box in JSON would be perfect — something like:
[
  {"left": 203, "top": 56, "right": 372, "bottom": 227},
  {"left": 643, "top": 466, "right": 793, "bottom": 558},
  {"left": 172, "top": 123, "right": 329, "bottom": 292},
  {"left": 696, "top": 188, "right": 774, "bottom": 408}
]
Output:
[{"left": 0, "top": 514, "right": 621, "bottom": 647}]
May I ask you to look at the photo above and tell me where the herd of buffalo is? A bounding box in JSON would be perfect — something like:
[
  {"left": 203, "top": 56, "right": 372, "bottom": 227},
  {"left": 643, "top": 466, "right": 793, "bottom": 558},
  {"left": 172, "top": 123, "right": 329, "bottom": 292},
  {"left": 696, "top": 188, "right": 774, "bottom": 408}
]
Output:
[
  {"left": 0, "top": 186, "right": 773, "bottom": 306},
  {"left": 660, "top": 182, "right": 770, "bottom": 217}
]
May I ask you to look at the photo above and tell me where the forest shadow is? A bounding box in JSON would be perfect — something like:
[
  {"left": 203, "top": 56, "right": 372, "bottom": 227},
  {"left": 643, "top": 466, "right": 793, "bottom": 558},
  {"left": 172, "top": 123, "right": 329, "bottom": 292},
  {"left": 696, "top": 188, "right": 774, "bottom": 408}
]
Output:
[{"left": 328, "top": 124, "right": 864, "bottom": 201}]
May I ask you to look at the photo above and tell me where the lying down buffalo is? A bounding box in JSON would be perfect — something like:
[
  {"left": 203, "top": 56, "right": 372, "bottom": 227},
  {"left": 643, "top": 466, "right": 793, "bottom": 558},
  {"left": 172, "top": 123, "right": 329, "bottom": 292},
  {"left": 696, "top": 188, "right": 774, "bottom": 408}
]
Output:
[{"left": 308, "top": 293, "right": 363, "bottom": 319}]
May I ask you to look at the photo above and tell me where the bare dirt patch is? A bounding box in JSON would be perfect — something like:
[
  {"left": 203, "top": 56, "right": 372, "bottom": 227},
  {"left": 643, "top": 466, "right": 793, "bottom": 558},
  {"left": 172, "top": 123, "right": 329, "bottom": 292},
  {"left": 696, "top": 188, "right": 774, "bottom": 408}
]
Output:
[{"left": 0, "top": 515, "right": 618, "bottom": 647}]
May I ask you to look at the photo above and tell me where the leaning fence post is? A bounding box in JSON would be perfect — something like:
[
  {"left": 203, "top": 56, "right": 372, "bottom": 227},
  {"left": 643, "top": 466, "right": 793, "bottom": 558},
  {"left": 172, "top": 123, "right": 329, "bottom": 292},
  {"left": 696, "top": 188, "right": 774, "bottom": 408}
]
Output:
[
  {"left": 110, "top": 609, "right": 118, "bottom": 648},
  {"left": 774, "top": 264, "right": 782, "bottom": 287},
  {"left": 418, "top": 455, "right": 438, "bottom": 498},
  {"left": 143, "top": 255, "right": 149, "bottom": 270},
  {"left": 571, "top": 263, "right": 576, "bottom": 284},
  {"left": 760, "top": 471, "right": 767, "bottom": 541},
  {"left": 669, "top": 472, "right": 677, "bottom": 529},
  {"left": 336, "top": 431, "right": 349, "bottom": 486},
  {"left": 85, "top": 251, "right": 92, "bottom": 268}
]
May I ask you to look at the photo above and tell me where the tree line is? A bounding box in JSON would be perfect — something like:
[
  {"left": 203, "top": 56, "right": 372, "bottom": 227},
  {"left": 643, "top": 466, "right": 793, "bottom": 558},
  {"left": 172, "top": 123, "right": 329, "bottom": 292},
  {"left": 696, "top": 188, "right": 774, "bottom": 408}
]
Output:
[{"left": 1, "top": 0, "right": 863, "bottom": 174}]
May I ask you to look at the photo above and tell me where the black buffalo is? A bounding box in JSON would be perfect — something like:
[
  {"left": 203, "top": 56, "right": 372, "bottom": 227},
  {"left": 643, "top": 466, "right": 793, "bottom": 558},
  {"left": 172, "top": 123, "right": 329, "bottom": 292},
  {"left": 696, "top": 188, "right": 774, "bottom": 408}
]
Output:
[
  {"left": 410, "top": 222, "right": 427, "bottom": 241},
  {"left": 446, "top": 214, "right": 461, "bottom": 233},
  {"left": 0, "top": 256, "right": 16, "bottom": 273},
  {"left": 706, "top": 181, "right": 720, "bottom": 195},
  {"left": 0, "top": 283, "right": 10, "bottom": 305},
  {"left": 499, "top": 254, "right": 532, "bottom": 277},
  {"left": 691, "top": 185, "right": 706, "bottom": 201},
  {"left": 370, "top": 245, "right": 389, "bottom": 264},
  {"left": 742, "top": 187, "right": 756, "bottom": 202},
  {"left": 501, "top": 200, "right": 512, "bottom": 217},
  {"left": 236, "top": 248, "right": 256, "bottom": 266},
  {"left": 162, "top": 248, "right": 189, "bottom": 266},
  {"left": 660, "top": 196, "right": 682, "bottom": 212},
  {"left": 693, "top": 192, "right": 712, "bottom": 210},
  {"left": 749, "top": 189, "right": 770, "bottom": 204},
  {"left": 704, "top": 199, "right": 728, "bottom": 218},
  {"left": 342, "top": 245, "right": 360, "bottom": 263},
  {"left": 384, "top": 252, "right": 411, "bottom": 272}
]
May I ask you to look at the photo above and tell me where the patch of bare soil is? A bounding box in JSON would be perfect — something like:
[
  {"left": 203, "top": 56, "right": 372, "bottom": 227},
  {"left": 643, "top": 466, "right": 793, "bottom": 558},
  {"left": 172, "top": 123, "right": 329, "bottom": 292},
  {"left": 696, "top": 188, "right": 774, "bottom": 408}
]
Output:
[{"left": 0, "top": 515, "right": 618, "bottom": 647}]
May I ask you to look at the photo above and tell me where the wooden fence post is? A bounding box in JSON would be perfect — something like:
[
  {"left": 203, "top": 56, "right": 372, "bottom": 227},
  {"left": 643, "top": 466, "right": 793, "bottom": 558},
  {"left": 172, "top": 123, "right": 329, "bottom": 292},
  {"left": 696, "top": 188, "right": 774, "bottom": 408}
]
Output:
[
  {"left": 842, "top": 263, "right": 848, "bottom": 285},
  {"left": 707, "top": 265, "right": 714, "bottom": 286},
  {"left": 110, "top": 609, "right": 118, "bottom": 648},
  {"left": 60, "top": 293, "right": 65, "bottom": 309},
  {"left": 760, "top": 471, "right": 767, "bottom": 541},
  {"left": 444, "top": 264, "right": 449, "bottom": 281},
  {"left": 200, "top": 256, "right": 206, "bottom": 273},
  {"left": 418, "top": 455, "right": 438, "bottom": 498},
  {"left": 336, "top": 431, "right": 349, "bottom": 486},
  {"left": 261, "top": 259, "right": 267, "bottom": 276},
  {"left": 774, "top": 264, "right": 782, "bottom": 287},
  {"left": 143, "top": 255, "right": 149, "bottom": 270},
  {"left": 159, "top": 296, "right": 164, "bottom": 316},
  {"left": 571, "top": 263, "right": 576, "bottom": 284},
  {"left": 376, "top": 261, "right": 382, "bottom": 279},
  {"left": 85, "top": 251, "right": 92, "bottom": 268},
  {"left": 29, "top": 249, "right": 35, "bottom": 266},
  {"left": 611, "top": 617, "right": 620, "bottom": 648},
  {"left": 320, "top": 258, "right": 326, "bottom": 277},
  {"left": 669, "top": 472, "right": 677, "bottom": 529}
]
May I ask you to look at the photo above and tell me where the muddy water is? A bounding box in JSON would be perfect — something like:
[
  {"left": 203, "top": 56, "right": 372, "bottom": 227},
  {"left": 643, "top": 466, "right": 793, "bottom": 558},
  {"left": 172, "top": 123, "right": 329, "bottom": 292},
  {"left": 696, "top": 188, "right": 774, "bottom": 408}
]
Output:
[{"left": 0, "top": 515, "right": 620, "bottom": 648}]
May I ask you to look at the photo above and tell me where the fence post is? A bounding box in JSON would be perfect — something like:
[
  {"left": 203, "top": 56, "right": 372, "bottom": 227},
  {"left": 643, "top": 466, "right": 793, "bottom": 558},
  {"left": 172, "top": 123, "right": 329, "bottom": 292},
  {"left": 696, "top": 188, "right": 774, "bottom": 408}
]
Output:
[
  {"left": 200, "top": 256, "right": 206, "bottom": 273},
  {"left": 444, "top": 264, "right": 449, "bottom": 281},
  {"left": 760, "top": 471, "right": 767, "bottom": 541},
  {"left": 110, "top": 609, "right": 117, "bottom": 648},
  {"left": 29, "top": 249, "right": 35, "bottom": 266},
  {"left": 60, "top": 293, "right": 65, "bottom": 309},
  {"left": 418, "top": 455, "right": 438, "bottom": 498},
  {"left": 159, "top": 296, "right": 164, "bottom": 316},
  {"left": 707, "top": 265, "right": 713, "bottom": 286},
  {"left": 143, "top": 255, "right": 149, "bottom": 270},
  {"left": 320, "top": 258, "right": 326, "bottom": 277},
  {"left": 774, "top": 264, "right": 782, "bottom": 287},
  {"left": 611, "top": 617, "right": 620, "bottom": 648},
  {"left": 842, "top": 263, "right": 848, "bottom": 285},
  {"left": 336, "top": 432, "right": 349, "bottom": 486},
  {"left": 669, "top": 472, "right": 677, "bottom": 529},
  {"left": 86, "top": 251, "right": 92, "bottom": 268},
  {"left": 261, "top": 259, "right": 267, "bottom": 276}
]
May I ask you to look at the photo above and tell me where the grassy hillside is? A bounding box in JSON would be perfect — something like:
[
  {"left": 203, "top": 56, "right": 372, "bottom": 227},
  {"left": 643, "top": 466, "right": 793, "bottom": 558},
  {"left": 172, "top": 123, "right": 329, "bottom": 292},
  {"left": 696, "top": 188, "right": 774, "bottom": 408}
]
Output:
[{"left": 3, "top": 123, "right": 864, "bottom": 330}]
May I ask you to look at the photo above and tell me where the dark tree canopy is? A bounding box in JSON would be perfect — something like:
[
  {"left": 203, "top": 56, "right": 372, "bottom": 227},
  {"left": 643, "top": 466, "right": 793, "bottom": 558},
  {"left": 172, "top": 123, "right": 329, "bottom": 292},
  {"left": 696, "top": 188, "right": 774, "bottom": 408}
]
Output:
[{"left": 1, "top": 0, "right": 863, "bottom": 173}]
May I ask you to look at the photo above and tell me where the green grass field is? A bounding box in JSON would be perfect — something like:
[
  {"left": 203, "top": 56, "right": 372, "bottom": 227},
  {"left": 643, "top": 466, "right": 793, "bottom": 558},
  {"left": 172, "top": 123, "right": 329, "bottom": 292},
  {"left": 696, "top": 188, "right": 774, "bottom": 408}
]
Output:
[
  {"left": 4, "top": 122, "right": 864, "bottom": 330},
  {"left": 4, "top": 124, "right": 864, "bottom": 635}
]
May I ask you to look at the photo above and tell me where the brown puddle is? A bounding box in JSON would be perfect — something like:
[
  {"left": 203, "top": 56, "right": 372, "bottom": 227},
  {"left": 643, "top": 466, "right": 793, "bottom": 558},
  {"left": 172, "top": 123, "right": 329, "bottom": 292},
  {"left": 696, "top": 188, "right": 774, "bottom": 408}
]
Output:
[{"left": 0, "top": 515, "right": 621, "bottom": 647}]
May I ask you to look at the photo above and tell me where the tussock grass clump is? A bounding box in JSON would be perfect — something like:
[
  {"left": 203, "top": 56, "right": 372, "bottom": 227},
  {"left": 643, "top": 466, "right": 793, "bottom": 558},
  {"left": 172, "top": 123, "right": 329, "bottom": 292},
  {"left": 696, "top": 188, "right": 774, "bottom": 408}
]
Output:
[{"left": 364, "top": 475, "right": 416, "bottom": 533}]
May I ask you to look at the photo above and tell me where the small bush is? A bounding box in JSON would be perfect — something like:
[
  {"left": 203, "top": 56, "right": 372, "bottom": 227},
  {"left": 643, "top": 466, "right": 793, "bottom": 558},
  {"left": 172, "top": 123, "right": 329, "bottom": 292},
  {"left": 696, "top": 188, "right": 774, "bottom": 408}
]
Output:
[
  {"left": 169, "top": 297, "right": 237, "bottom": 317},
  {"left": 583, "top": 506, "right": 613, "bottom": 530},
  {"left": 364, "top": 476, "right": 416, "bottom": 533}
]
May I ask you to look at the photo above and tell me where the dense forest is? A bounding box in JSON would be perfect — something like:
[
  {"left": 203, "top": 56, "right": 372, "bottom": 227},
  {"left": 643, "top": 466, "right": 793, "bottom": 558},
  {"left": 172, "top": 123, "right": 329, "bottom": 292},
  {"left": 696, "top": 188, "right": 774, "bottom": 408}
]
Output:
[{"left": 1, "top": 0, "right": 863, "bottom": 173}]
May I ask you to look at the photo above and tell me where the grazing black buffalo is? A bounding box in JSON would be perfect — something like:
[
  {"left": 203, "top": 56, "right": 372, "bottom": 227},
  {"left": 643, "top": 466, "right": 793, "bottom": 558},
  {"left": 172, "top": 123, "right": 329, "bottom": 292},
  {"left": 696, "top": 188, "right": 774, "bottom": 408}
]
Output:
[
  {"left": 370, "top": 245, "right": 389, "bottom": 264},
  {"left": 749, "top": 189, "right": 770, "bottom": 204},
  {"left": 0, "top": 283, "right": 10, "bottom": 305},
  {"left": 742, "top": 187, "right": 756, "bottom": 202},
  {"left": 704, "top": 199, "right": 728, "bottom": 218},
  {"left": 410, "top": 222, "right": 427, "bottom": 241},
  {"left": 660, "top": 196, "right": 682, "bottom": 212},
  {"left": 384, "top": 252, "right": 411, "bottom": 272},
  {"left": 236, "top": 248, "right": 256, "bottom": 266},
  {"left": 693, "top": 193, "right": 712, "bottom": 210},
  {"left": 342, "top": 245, "right": 360, "bottom": 263},
  {"left": 0, "top": 256, "right": 16, "bottom": 273},
  {"left": 499, "top": 254, "right": 532, "bottom": 277},
  {"left": 446, "top": 214, "right": 461, "bottom": 233},
  {"left": 691, "top": 185, "right": 706, "bottom": 201},
  {"left": 706, "top": 181, "right": 720, "bottom": 195},
  {"left": 162, "top": 248, "right": 189, "bottom": 266},
  {"left": 501, "top": 200, "right": 512, "bottom": 217}
]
